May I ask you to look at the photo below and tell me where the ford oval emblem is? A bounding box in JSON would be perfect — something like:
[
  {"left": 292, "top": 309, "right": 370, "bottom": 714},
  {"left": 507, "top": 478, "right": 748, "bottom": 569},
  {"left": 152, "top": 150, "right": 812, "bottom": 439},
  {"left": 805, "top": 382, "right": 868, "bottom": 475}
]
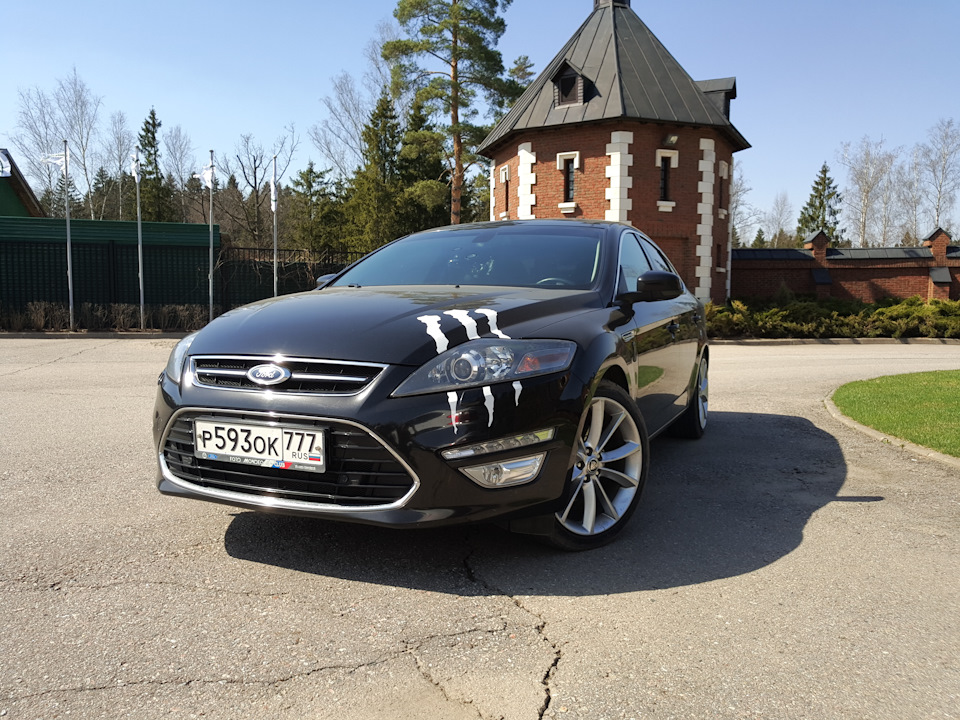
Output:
[{"left": 246, "top": 363, "right": 291, "bottom": 386}]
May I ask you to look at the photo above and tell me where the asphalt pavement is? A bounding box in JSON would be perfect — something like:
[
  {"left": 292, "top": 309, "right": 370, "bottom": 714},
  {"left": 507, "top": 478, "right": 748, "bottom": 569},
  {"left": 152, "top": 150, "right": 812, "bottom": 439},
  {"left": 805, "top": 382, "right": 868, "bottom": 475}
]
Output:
[{"left": 1, "top": 337, "right": 958, "bottom": 719}]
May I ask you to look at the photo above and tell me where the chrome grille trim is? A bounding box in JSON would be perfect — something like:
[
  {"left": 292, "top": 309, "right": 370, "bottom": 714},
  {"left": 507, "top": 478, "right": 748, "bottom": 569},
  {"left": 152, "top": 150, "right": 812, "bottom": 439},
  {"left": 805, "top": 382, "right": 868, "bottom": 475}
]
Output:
[
  {"left": 190, "top": 355, "right": 386, "bottom": 396},
  {"left": 158, "top": 407, "right": 420, "bottom": 513}
]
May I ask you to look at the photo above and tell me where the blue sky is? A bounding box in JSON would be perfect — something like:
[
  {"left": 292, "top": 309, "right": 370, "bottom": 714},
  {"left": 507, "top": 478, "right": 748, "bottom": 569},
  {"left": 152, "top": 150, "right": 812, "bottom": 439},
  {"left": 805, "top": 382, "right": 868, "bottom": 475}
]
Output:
[{"left": 3, "top": 0, "right": 958, "bottom": 228}]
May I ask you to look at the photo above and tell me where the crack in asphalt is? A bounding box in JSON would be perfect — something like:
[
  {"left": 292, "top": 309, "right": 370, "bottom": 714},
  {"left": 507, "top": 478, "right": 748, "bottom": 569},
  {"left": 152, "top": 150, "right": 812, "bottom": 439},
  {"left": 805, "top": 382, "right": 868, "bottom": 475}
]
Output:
[
  {"left": 461, "top": 540, "right": 563, "bottom": 720},
  {"left": 0, "top": 577, "right": 297, "bottom": 601},
  {"left": 3, "top": 656, "right": 394, "bottom": 704},
  {"left": 406, "top": 645, "right": 486, "bottom": 720},
  {"left": 3, "top": 340, "right": 121, "bottom": 377}
]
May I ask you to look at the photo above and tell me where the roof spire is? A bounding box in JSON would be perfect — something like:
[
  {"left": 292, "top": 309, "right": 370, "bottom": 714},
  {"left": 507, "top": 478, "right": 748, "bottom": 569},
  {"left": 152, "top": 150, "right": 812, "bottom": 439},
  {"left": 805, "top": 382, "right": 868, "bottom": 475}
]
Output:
[{"left": 595, "top": 0, "right": 630, "bottom": 7}]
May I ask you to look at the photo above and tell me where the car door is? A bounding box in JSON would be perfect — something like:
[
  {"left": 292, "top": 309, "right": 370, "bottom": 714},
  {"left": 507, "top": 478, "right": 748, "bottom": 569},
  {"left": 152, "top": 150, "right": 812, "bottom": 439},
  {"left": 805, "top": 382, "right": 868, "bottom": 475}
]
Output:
[
  {"left": 636, "top": 234, "right": 702, "bottom": 421},
  {"left": 616, "top": 232, "right": 679, "bottom": 431}
]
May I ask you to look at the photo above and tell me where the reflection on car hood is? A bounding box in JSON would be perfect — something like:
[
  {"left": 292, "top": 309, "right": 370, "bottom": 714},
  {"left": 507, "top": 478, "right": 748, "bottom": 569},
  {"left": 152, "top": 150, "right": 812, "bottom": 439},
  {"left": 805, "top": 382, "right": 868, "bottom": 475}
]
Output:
[{"left": 190, "top": 286, "right": 603, "bottom": 365}]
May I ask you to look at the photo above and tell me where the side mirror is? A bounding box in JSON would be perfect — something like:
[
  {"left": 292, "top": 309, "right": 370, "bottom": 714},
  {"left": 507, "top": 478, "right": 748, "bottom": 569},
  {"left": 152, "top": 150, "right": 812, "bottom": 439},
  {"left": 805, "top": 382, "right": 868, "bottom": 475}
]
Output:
[
  {"left": 618, "top": 271, "right": 684, "bottom": 303},
  {"left": 315, "top": 273, "right": 336, "bottom": 289}
]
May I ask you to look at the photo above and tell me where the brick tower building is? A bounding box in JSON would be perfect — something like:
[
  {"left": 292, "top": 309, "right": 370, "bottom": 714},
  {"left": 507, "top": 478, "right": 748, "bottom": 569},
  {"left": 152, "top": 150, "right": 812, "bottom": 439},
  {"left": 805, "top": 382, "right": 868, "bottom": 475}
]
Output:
[{"left": 477, "top": 0, "right": 750, "bottom": 303}]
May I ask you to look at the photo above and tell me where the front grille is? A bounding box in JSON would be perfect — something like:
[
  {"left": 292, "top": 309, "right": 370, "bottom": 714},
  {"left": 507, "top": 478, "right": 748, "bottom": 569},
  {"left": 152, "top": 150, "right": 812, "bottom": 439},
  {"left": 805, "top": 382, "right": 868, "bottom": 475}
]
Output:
[
  {"left": 191, "top": 356, "right": 384, "bottom": 395},
  {"left": 161, "top": 412, "right": 416, "bottom": 508}
]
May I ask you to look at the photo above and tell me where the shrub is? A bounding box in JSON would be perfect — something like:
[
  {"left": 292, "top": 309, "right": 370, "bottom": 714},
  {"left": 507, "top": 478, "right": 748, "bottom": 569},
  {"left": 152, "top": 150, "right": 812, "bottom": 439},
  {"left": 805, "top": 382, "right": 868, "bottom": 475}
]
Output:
[
  {"left": 708, "top": 296, "right": 960, "bottom": 339},
  {"left": 0, "top": 302, "right": 213, "bottom": 332}
]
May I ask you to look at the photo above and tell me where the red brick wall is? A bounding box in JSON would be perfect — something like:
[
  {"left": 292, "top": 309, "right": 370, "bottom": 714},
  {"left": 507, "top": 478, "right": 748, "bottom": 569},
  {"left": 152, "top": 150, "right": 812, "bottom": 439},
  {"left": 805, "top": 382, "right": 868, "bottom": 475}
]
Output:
[
  {"left": 729, "top": 261, "right": 817, "bottom": 298},
  {"left": 731, "top": 259, "right": 960, "bottom": 302}
]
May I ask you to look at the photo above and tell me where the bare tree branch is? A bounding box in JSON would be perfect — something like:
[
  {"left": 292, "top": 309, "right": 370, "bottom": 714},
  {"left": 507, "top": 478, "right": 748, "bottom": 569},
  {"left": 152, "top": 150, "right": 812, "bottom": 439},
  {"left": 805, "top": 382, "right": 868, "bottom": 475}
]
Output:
[
  {"left": 12, "top": 87, "right": 61, "bottom": 200},
  {"left": 838, "top": 136, "right": 899, "bottom": 248},
  {"left": 54, "top": 68, "right": 103, "bottom": 219},
  {"left": 105, "top": 111, "right": 134, "bottom": 220},
  {"left": 163, "top": 125, "right": 196, "bottom": 222},
  {"left": 919, "top": 118, "right": 960, "bottom": 229}
]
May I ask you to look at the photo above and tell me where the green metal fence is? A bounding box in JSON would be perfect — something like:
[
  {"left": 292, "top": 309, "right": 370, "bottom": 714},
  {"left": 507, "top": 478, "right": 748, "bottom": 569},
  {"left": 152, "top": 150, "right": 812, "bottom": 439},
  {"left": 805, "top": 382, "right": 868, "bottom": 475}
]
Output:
[{"left": 0, "top": 217, "right": 364, "bottom": 318}]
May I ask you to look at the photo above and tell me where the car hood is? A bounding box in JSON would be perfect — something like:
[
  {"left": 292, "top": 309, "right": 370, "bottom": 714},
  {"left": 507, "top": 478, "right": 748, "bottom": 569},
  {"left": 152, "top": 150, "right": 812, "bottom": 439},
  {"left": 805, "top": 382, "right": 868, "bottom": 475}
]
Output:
[{"left": 190, "top": 286, "right": 604, "bottom": 366}]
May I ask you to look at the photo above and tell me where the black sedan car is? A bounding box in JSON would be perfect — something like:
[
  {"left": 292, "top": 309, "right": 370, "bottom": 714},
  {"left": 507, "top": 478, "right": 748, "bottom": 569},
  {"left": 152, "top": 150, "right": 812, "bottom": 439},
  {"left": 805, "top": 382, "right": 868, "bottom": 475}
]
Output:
[{"left": 154, "top": 220, "right": 708, "bottom": 549}]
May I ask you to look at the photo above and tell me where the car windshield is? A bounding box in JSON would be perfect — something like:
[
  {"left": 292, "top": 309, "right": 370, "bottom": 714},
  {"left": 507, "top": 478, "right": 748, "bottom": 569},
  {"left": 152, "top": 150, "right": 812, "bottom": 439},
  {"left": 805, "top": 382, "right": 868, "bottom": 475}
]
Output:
[{"left": 332, "top": 224, "right": 604, "bottom": 289}]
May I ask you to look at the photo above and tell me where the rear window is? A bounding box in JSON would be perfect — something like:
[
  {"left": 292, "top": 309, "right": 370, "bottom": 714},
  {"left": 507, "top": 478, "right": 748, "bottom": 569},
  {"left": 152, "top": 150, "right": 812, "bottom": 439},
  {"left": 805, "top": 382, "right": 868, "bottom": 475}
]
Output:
[{"left": 333, "top": 225, "right": 604, "bottom": 289}]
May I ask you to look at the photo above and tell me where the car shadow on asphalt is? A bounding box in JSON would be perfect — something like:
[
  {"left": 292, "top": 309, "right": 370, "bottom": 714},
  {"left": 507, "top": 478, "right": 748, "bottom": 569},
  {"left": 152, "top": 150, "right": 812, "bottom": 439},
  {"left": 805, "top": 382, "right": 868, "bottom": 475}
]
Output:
[{"left": 224, "top": 410, "right": 865, "bottom": 596}]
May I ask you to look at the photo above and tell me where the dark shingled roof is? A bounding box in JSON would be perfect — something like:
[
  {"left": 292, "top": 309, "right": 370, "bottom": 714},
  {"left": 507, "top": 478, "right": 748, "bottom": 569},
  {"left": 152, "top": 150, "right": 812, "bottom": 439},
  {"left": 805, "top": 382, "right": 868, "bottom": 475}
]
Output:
[
  {"left": 732, "top": 249, "right": 812, "bottom": 261},
  {"left": 478, "top": 1, "right": 750, "bottom": 155},
  {"left": 930, "top": 267, "right": 952, "bottom": 284},
  {"left": 826, "top": 247, "right": 932, "bottom": 260}
]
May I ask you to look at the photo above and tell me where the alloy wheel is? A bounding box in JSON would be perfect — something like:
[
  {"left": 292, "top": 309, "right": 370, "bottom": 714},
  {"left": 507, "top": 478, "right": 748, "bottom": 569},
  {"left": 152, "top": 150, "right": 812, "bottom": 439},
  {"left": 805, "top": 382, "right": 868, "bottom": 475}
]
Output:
[{"left": 556, "top": 393, "right": 644, "bottom": 536}]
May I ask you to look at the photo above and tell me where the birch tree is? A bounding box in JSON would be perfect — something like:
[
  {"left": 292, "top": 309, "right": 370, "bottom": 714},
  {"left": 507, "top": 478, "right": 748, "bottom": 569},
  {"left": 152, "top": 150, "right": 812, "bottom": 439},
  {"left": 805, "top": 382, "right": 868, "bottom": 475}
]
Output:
[
  {"left": 54, "top": 68, "right": 103, "bottom": 219},
  {"left": 13, "top": 69, "right": 102, "bottom": 217},
  {"left": 838, "top": 136, "right": 899, "bottom": 247},
  {"left": 765, "top": 192, "right": 795, "bottom": 247},
  {"left": 895, "top": 147, "right": 926, "bottom": 245},
  {"left": 919, "top": 118, "right": 960, "bottom": 228},
  {"left": 727, "top": 162, "right": 760, "bottom": 245},
  {"left": 163, "top": 125, "right": 196, "bottom": 223},
  {"left": 105, "top": 111, "right": 135, "bottom": 220},
  {"left": 12, "top": 87, "right": 61, "bottom": 203},
  {"left": 310, "top": 24, "right": 406, "bottom": 178}
]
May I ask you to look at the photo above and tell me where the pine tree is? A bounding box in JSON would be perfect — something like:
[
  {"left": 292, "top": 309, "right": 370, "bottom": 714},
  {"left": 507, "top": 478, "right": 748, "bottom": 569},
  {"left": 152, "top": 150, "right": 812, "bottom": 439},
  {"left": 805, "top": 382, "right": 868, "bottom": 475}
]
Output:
[
  {"left": 344, "top": 93, "right": 404, "bottom": 252},
  {"left": 397, "top": 97, "right": 450, "bottom": 235},
  {"left": 288, "top": 162, "right": 345, "bottom": 251},
  {"left": 41, "top": 174, "right": 85, "bottom": 219},
  {"left": 88, "top": 167, "right": 115, "bottom": 219},
  {"left": 383, "top": 0, "right": 523, "bottom": 224},
  {"left": 137, "top": 109, "right": 174, "bottom": 222},
  {"left": 751, "top": 228, "right": 767, "bottom": 248},
  {"left": 797, "top": 162, "right": 844, "bottom": 245}
]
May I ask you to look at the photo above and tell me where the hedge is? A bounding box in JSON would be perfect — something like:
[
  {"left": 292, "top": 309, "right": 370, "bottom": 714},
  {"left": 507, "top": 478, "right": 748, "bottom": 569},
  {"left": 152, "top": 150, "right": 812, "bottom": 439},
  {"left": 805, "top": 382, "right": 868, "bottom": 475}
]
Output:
[{"left": 707, "top": 296, "right": 960, "bottom": 339}]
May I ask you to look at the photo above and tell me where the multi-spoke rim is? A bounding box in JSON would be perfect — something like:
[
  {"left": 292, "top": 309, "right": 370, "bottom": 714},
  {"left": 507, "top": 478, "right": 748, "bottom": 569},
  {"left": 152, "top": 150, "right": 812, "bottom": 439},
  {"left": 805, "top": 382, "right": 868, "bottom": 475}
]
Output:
[
  {"left": 696, "top": 357, "right": 709, "bottom": 429},
  {"left": 556, "top": 395, "right": 643, "bottom": 536}
]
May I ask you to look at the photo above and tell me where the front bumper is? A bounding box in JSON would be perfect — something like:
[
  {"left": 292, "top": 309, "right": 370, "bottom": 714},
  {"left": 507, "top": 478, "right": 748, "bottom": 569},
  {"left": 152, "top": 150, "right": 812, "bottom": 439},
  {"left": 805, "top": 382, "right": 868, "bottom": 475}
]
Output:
[{"left": 153, "top": 363, "right": 586, "bottom": 528}]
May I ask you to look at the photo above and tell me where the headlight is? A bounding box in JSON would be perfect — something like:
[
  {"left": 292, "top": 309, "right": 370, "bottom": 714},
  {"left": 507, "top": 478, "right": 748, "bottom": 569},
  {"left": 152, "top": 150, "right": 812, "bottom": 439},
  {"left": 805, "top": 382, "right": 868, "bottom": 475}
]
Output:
[
  {"left": 393, "top": 339, "right": 576, "bottom": 397},
  {"left": 164, "top": 332, "right": 198, "bottom": 384}
]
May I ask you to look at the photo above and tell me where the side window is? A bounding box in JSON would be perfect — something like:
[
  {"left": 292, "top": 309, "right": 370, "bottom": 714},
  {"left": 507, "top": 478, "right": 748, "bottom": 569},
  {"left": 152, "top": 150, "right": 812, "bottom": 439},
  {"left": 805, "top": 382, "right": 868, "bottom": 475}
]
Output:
[
  {"left": 618, "top": 233, "right": 653, "bottom": 294},
  {"left": 638, "top": 236, "right": 676, "bottom": 274}
]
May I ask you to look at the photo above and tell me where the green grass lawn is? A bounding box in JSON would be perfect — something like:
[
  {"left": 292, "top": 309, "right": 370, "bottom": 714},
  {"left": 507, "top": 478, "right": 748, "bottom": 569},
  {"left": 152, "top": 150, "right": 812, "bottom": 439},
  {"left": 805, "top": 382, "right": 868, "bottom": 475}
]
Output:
[{"left": 832, "top": 370, "right": 960, "bottom": 458}]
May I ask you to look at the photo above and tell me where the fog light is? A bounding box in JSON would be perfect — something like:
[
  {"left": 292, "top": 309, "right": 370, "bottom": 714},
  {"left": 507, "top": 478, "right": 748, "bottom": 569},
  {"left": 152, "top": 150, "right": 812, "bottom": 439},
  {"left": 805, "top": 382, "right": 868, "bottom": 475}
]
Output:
[
  {"left": 460, "top": 453, "right": 545, "bottom": 488},
  {"left": 441, "top": 428, "right": 555, "bottom": 461}
]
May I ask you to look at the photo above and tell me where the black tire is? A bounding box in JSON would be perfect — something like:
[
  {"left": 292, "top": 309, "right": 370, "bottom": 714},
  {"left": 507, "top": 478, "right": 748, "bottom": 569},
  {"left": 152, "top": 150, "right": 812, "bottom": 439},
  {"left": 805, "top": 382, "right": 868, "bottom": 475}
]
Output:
[
  {"left": 545, "top": 380, "right": 649, "bottom": 551},
  {"left": 670, "top": 353, "right": 708, "bottom": 439}
]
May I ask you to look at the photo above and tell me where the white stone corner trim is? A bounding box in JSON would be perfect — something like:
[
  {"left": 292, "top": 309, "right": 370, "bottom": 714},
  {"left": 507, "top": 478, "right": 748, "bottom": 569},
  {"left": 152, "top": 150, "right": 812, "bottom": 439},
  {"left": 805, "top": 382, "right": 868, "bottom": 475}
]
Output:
[
  {"left": 696, "top": 137, "right": 717, "bottom": 301},
  {"left": 517, "top": 142, "right": 537, "bottom": 220},
  {"left": 489, "top": 164, "right": 496, "bottom": 222},
  {"left": 605, "top": 131, "right": 633, "bottom": 223}
]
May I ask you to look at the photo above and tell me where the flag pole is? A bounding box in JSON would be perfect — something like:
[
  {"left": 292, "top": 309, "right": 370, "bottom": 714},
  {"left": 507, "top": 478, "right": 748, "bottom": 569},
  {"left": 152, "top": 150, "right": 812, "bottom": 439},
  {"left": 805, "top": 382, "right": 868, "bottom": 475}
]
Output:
[
  {"left": 133, "top": 147, "right": 145, "bottom": 330},
  {"left": 63, "top": 140, "right": 75, "bottom": 331},
  {"left": 272, "top": 154, "right": 278, "bottom": 297},
  {"left": 208, "top": 149, "right": 215, "bottom": 323}
]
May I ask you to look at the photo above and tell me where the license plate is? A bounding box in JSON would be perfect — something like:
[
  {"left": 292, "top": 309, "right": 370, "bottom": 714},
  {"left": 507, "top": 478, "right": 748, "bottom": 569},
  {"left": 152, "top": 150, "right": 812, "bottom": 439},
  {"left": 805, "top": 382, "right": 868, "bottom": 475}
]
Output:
[{"left": 193, "top": 419, "right": 325, "bottom": 473}]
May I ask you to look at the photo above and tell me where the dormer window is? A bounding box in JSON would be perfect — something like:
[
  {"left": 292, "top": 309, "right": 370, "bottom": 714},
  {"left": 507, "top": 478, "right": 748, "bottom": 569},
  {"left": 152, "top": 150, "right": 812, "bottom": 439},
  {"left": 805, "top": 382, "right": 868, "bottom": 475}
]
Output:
[{"left": 553, "top": 64, "right": 584, "bottom": 107}]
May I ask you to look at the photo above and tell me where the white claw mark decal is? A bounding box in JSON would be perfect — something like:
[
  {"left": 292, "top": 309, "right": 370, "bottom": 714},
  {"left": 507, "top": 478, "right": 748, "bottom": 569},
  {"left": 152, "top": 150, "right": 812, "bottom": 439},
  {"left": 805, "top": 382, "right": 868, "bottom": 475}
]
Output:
[
  {"left": 513, "top": 381, "right": 523, "bottom": 406},
  {"left": 447, "top": 391, "right": 460, "bottom": 434},
  {"left": 443, "top": 310, "right": 480, "bottom": 340},
  {"left": 418, "top": 315, "right": 448, "bottom": 354},
  {"left": 475, "top": 308, "right": 510, "bottom": 339},
  {"left": 483, "top": 386, "right": 495, "bottom": 427}
]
